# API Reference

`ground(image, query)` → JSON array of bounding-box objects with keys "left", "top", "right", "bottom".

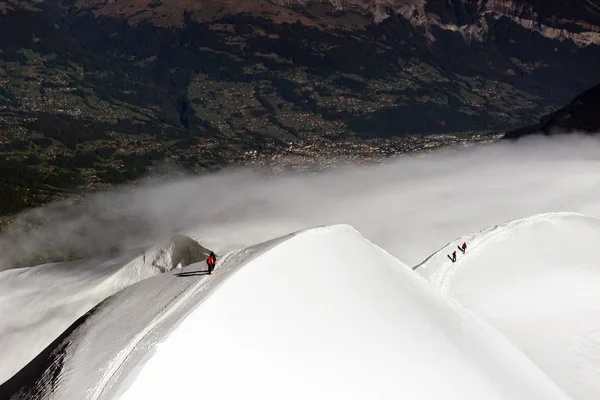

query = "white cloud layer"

[{"left": 2, "top": 133, "right": 600, "bottom": 269}]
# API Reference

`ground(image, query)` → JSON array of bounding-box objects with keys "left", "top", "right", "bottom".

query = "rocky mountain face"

[
  {"left": 505, "top": 83, "right": 600, "bottom": 138},
  {"left": 69, "top": 0, "right": 600, "bottom": 46},
  {"left": 0, "top": 0, "right": 599, "bottom": 214},
  {"left": 300, "top": 0, "right": 600, "bottom": 46},
  {"left": 424, "top": 0, "right": 600, "bottom": 47}
]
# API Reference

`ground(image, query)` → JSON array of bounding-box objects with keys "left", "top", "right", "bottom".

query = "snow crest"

[
  {"left": 118, "top": 224, "right": 566, "bottom": 400},
  {"left": 0, "top": 234, "right": 209, "bottom": 385},
  {"left": 417, "top": 212, "right": 600, "bottom": 399},
  {"left": 2, "top": 224, "right": 568, "bottom": 399}
]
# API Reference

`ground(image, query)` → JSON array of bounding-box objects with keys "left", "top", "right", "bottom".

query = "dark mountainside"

[
  {"left": 1, "top": 0, "right": 600, "bottom": 215},
  {"left": 504, "top": 83, "right": 600, "bottom": 138}
]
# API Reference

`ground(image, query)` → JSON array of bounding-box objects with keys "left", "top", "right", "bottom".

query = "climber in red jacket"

[{"left": 206, "top": 251, "right": 216, "bottom": 275}]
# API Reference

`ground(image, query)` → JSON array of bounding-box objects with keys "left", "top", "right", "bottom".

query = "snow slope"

[
  {"left": 417, "top": 212, "right": 600, "bottom": 400},
  {"left": 3, "top": 224, "right": 568, "bottom": 399},
  {"left": 0, "top": 234, "right": 209, "bottom": 385},
  {"left": 0, "top": 232, "right": 294, "bottom": 399}
]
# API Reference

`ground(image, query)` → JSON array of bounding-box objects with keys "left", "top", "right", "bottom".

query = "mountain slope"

[
  {"left": 72, "top": 0, "right": 600, "bottom": 41},
  {"left": 1, "top": 224, "right": 568, "bottom": 399},
  {"left": 504, "top": 83, "right": 600, "bottom": 138},
  {"left": 1, "top": 0, "right": 600, "bottom": 214},
  {"left": 0, "top": 234, "right": 209, "bottom": 385},
  {"left": 416, "top": 212, "right": 600, "bottom": 399}
]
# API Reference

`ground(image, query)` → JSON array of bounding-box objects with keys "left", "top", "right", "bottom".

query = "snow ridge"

[
  {"left": 3, "top": 218, "right": 596, "bottom": 399},
  {"left": 417, "top": 211, "right": 600, "bottom": 399},
  {"left": 0, "top": 234, "right": 208, "bottom": 386},
  {"left": 88, "top": 252, "right": 229, "bottom": 400},
  {"left": 0, "top": 231, "right": 296, "bottom": 400},
  {"left": 415, "top": 211, "right": 587, "bottom": 291},
  {"left": 119, "top": 224, "right": 566, "bottom": 400}
]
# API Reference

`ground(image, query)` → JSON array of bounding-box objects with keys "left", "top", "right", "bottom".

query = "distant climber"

[
  {"left": 447, "top": 251, "right": 457, "bottom": 263},
  {"left": 206, "top": 251, "right": 216, "bottom": 275},
  {"left": 458, "top": 242, "right": 467, "bottom": 254}
]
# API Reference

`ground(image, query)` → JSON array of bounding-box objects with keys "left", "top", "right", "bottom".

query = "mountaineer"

[
  {"left": 447, "top": 250, "right": 457, "bottom": 263},
  {"left": 206, "top": 251, "right": 217, "bottom": 274}
]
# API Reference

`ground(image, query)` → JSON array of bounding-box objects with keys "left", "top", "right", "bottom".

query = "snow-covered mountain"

[
  {"left": 0, "top": 235, "right": 209, "bottom": 385},
  {"left": 416, "top": 212, "right": 600, "bottom": 399},
  {"left": 2, "top": 213, "right": 600, "bottom": 399},
  {"left": 0, "top": 222, "right": 572, "bottom": 399}
]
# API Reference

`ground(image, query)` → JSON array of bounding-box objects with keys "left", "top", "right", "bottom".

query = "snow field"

[
  {"left": 418, "top": 212, "right": 600, "bottom": 399},
  {"left": 0, "top": 234, "right": 207, "bottom": 385},
  {"left": 120, "top": 225, "right": 566, "bottom": 400}
]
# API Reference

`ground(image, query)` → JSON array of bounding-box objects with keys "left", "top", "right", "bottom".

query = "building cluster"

[{"left": 237, "top": 132, "right": 503, "bottom": 173}]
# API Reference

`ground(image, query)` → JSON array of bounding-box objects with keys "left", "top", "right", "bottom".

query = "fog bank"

[{"left": 2, "top": 134, "right": 600, "bottom": 269}]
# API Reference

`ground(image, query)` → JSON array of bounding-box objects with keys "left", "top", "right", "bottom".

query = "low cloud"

[{"left": 2, "top": 133, "right": 600, "bottom": 270}]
